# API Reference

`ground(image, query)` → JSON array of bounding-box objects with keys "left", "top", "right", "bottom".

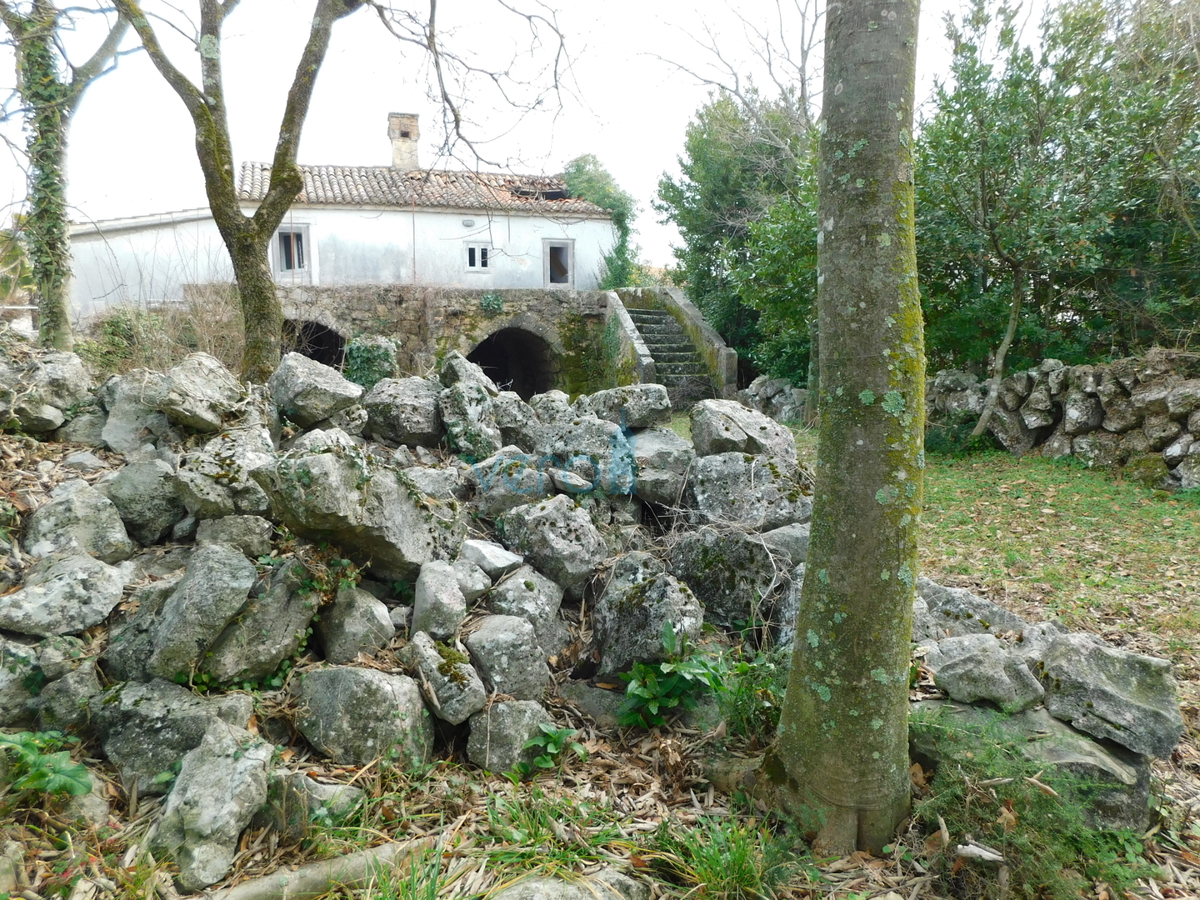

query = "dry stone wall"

[{"left": 927, "top": 349, "right": 1200, "bottom": 489}]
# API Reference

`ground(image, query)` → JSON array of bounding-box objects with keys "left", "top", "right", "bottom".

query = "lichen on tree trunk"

[{"left": 759, "top": 0, "right": 924, "bottom": 857}]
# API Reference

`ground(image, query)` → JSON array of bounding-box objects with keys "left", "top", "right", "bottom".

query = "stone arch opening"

[
  {"left": 468, "top": 328, "right": 557, "bottom": 400},
  {"left": 284, "top": 319, "right": 345, "bottom": 368}
]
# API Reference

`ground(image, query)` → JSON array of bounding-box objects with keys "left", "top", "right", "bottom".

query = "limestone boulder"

[
  {"left": 440, "top": 350, "right": 499, "bottom": 395},
  {"left": 314, "top": 584, "right": 395, "bottom": 664},
  {"left": 0, "top": 552, "right": 125, "bottom": 637},
  {"left": 1144, "top": 413, "right": 1183, "bottom": 450},
  {"left": 0, "top": 637, "right": 40, "bottom": 727},
  {"left": 685, "top": 452, "right": 811, "bottom": 532},
  {"left": 913, "top": 578, "right": 1027, "bottom": 641},
  {"left": 0, "top": 351, "right": 93, "bottom": 434},
  {"left": 251, "top": 449, "right": 466, "bottom": 583},
  {"left": 201, "top": 559, "right": 317, "bottom": 685},
  {"left": 529, "top": 390, "right": 573, "bottom": 428},
  {"left": 160, "top": 353, "right": 243, "bottom": 433},
  {"left": 363, "top": 377, "right": 444, "bottom": 448},
  {"left": 441, "top": 380, "right": 503, "bottom": 460},
  {"left": 498, "top": 495, "right": 607, "bottom": 600},
  {"left": 1130, "top": 378, "right": 1175, "bottom": 416},
  {"left": 924, "top": 634, "right": 1044, "bottom": 712},
  {"left": 986, "top": 405, "right": 1038, "bottom": 454},
  {"left": 460, "top": 539, "right": 524, "bottom": 580},
  {"left": 1163, "top": 434, "right": 1194, "bottom": 468},
  {"left": 268, "top": 352, "right": 362, "bottom": 428},
  {"left": 106, "top": 459, "right": 186, "bottom": 545},
  {"left": 1040, "top": 633, "right": 1184, "bottom": 759},
  {"left": 466, "top": 700, "right": 553, "bottom": 772},
  {"left": 577, "top": 384, "right": 672, "bottom": 428},
  {"left": 97, "top": 369, "right": 175, "bottom": 452},
  {"left": 1019, "top": 384, "right": 1056, "bottom": 430},
  {"left": 592, "top": 552, "right": 703, "bottom": 678},
  {"left": 1072, "top": 431, "right": 1123, "bottom": 468},
  {"left": 536, "top": 415, "right": 627, "bottom": 491},
  {"left": 295, "top": 667, "right": 433, "bottom": 768},
  {"left": 174, "top": 427, "right": 275, "bottom": 520},
  {"left": 1177, "top": 451, "right": 1200, "bottom": 491},
  {"left": 487, "top": 565, "right": 565, "bottom": 653},
  {"left": 144, "top": 543, "right": 257, "bottom": 680},
  {"left": 195, "top": 514, "right": 274, "bottom": 559},
  {"left": 629, "top": 427, "right": 695, "bottom": 507},
  {"left": 36, "top": 664, "right": 102, "bottom": 731},
  {"left": 668, "top": 527, "right": 789, "bottom": 631},
  {"left": 492, "top": 391, "right": 544, "bottom": 452},
  {"left": 90, "top": 680, "right": 253, "bottom": 795},
  {"left": 412, "top": 560, "right": 468, "bottom": 641},
  {"left": 400, "top": 632, "right": 487, "bottom": 725},
  {"left": 453, "top": 559, "right": 491, "bottom": 601},
  {"left": 464, "top": 615, "right": 549, "bottom": 701},
  {"left": 489, "top": 869, "right": 649, "bottom": 900},
  {"left": 469, "top": 448, "right": 553, "bottom": 518},
  {"left": 1062, "top": 390, "right": 1104, "bottom": 435},
  {"left": 911, "top": 701, "right": 1151, "bottom": 832},
  {"left": 690, "top": 400, "right": 797, "bottom": 464},
  {"left": 1167, "top": 379, "right": 1200, "bottom": 418},
  {"left": 23, "top": 480, "right": 135, "bottom": 563},
  {"left": 151, "top": 721, "right": 272, "bottom": 891},
  {"left": 100, "top": 578, "right": 180, "bottom": 682}
]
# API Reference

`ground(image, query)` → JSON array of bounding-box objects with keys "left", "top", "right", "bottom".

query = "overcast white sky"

[{"left": 0, "top": 0, "right": 1044, "bottom": 268}]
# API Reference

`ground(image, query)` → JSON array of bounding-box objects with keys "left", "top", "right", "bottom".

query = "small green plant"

[
  {"left": 480, "top": 292, "right": 504, "bottom": 316},
  {"left": 639, "top": 813, "right": 802, "bottom": 900},
  {"left": 510, "top": 724, "right": 587, "bottom": 779},
  {"left": 617, "top": 622, "right": 723, "bottom": 728},
  {"left": 0, "top": 731, "right": 92, "bottom": 800},
  {"left": 0, "top": 497, "right": 18, "bottom": 545},
  {"left": 369, "top": 839, "right": 443, "bottom": 900},
  {"left": 717, "top": 646, "right": 790, "bottom": 745}
]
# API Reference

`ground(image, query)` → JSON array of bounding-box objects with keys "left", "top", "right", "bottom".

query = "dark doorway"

[
  {"left": 284, "top": 320, "right": 345, "bottom": 368},
  {"left": 467, "top": 328, "right": 556, "bottom": 400}
]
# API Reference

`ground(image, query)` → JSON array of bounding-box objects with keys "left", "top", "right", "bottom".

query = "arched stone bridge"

[{"left": 267, "top": 284, "right": 736, "bottom": 400}]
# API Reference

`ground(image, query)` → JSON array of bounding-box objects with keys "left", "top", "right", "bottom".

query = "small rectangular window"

[
  {"left": 279, "top": 231, "right": 305, "bottom": 271},
  {"left": 543, "top": 239, "right": 573, "bottom": 287},
  {"left": 466, "top": 243, "right": 491, "bottom": 271}
]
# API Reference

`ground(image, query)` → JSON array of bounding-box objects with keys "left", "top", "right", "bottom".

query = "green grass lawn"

[{"left": 789, "top": 424, "right": 1200, "bottom": 704}]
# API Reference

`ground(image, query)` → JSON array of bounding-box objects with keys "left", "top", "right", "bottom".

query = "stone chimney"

[{"left": 388, "top": 112, "right": 420, "bottom": 171}]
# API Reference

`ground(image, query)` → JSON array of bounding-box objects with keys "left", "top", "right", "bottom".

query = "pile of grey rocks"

[
  {"left": 927, "top": 349, "right": 1200, "bottom": 489},
  {"left": 0, "top": 341, "right": 1184, "bottom": 890}
]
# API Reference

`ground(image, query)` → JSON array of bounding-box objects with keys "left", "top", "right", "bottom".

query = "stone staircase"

[{"left": 625, "top": 308, "right": 715, "bottom": 402}]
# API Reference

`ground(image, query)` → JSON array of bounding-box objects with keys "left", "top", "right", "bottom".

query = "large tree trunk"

[
  {"left": 2, "top": 1, "right": 128, "bottom": 353},
  {"left": 228, "top": 234, "right": 283, "bottom": 385},
  {"left": 7, "top": 0, "right": 73, "bottom": 351},
  {"left": 758, "top": 0, "right": 923, "bottom": 857},
  {"left": 970, "top": 263, "right": 1024, "bottom": 437}
]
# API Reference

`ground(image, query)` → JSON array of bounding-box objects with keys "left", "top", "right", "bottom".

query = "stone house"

[{"left": 67, "top": 113, "right": 616, "bottom": 320}]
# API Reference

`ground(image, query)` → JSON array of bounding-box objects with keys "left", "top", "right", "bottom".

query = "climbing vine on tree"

[{"left": 0, "top": 0, "right": 129, "bottom": 351}]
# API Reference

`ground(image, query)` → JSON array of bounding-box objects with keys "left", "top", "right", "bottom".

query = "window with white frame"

[
  {"left": 543, "top": 239, "right": 573, "bottom": 287},
  {"left": 465, "top": 243, "right": 492, "bottom": 272},
  {"left": 273, "top": 226, "right": 312, "bottom": 283}
]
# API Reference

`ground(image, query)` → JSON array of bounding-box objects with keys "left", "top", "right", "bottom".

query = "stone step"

[
  {"left": 641, "top": 341, "right": 695, "bottom": 353},
  {"left": 626, "top": 308, "right": 674, "bottom": 320},
  {"left": 635, "top": 323, "right": 687, "bottom": 337},
  {"left": 652, "top": 351, "right": 702, "bottom": 364},
  {"left": 656, "top": 363, "right": 707, "bottom": 376}
]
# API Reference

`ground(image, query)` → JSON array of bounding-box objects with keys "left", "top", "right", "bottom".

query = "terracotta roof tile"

[{"left": 237, "top": 162, "right": 608, "bottom": 216}]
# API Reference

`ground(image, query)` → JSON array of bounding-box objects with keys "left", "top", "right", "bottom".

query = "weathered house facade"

[{"left": 67, "top": 113, "right": 615, "bottom": 320}]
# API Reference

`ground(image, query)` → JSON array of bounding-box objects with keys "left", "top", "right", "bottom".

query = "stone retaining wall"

[{"left": 928, "top": 348, "right": 1200, "bottom": 489}]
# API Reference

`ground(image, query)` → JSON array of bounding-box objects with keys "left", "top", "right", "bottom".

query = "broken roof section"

[{"left": 236, "top": 163, "right": 608, "bottom": 217}]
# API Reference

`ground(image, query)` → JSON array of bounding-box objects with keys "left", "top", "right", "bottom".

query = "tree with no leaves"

[
  {"left": 112, "top": 0, "right": 568, "bottom": 383},
  {"left": 754, "top": 0, "right": 924, "bottom": 856},
  {"left": 111, "top": 0, "right": 362, "bottom": 383},
  {"left": 1, "top": 0, "right": 129, "bottom": 351}
]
